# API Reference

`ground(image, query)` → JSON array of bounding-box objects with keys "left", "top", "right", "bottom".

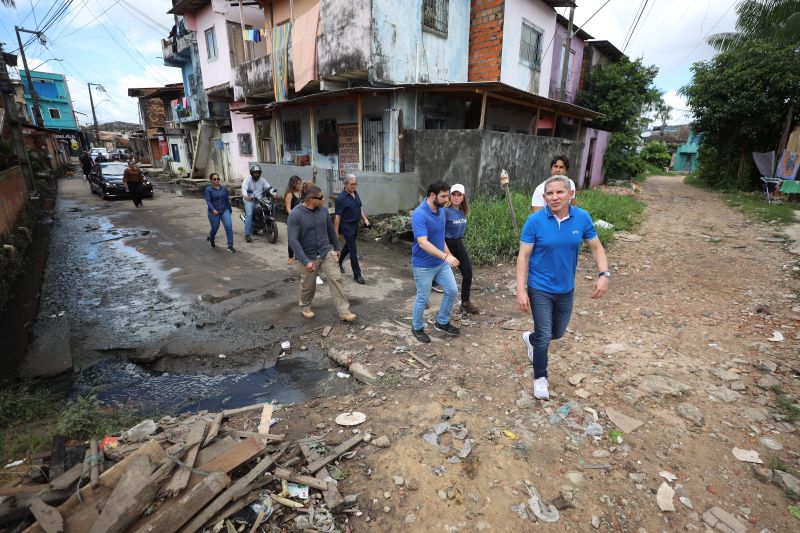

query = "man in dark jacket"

[
  {"left": 334, "top": 173, "right": 370, "bottom": 284},
  {"left": 79, "top": 151, "right": 93, "bottom": 179},
  {"left": 287, "top": 185, "right": 356, "bottom": 322}
]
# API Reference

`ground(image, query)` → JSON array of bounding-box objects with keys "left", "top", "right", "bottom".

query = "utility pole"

[
  {"left": 87, "top": 82, "right": 102, "bottom": 146},
  {"left": 558, "top": 6, "right": 574, "bottom": 103},
  {"left": 15, "top": 26, "right": 44, "bottom": 127},
  {"left": 0, "top": 45, "right": 36, "bottom": 191}
]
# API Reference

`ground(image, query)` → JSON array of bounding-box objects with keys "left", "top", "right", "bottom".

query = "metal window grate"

[
  {"left": 519, "top": 20, "right": 543, "bottom": 68},
  {"left": 422, "top": 0, "right": 449, "bottom": 36}
]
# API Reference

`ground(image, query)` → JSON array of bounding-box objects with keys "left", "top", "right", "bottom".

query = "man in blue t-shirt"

[
  {"left": 410, "top": 180, "right": 461, "bottom": 343},
  {"left": 516, "top": 176, "right": 609, "bottom": 400}
]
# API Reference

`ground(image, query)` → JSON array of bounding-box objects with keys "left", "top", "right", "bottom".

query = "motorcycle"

[{"left": 241, "top": 188, "right": 279, "bottom": 243}]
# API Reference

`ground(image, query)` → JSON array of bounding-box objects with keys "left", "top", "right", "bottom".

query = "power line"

[
  {"left": 677, "top": 1, "right": 737, "bottom": 67},
  {"left": 623, "top": 0, "right": 650, "bottom": 52},
  {"left": 575, "top": 0, "right": 613, "bottom": 31},
  {"left": 50, "top": 0, "right": 91, "bottom": 42},
  {"left": 56, "top": 0, "right": 123, "bottom": 41},
  {"left": 620, "top": 0, "right": 646, "bottom": 51},
  {"left": 627, "top": 0, "right": 656, "bottom": 50},
  {"left": 119, "top": 0, "right": 170, "bottom": 32}
]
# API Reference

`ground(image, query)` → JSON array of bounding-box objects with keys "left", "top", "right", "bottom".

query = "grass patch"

[
  {"left": 773, "top": 391, "right": 800, "bottom": 424},
  {"left": 326, "top": 464, "right": 350, "bottom": 481},
  {"left": 768, "top": 455, "right": 790, "bottom": 471},
  {"left": 0, "top": 384, "right": 58, "bottom": 428},
  {"left": 378, "top": 371, "right": 403, "bottom": 388},
  {"left": 633, "top": 161, "right": 663, "bottom": 183},
  {"left": 464, "top": 190, "right": 645, "bottom": 266},
  {"left": 722, "top": 191, "right": 800, "bottom": 225},
  {"left": 683, "top": 171, "right": 706, "bottom": 188},
  {"left": 57, "top": 395, "right": 139, "bottom": 440}
]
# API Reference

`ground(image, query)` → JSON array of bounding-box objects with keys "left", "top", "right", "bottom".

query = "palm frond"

[{"left": 707, "top": 32, "right": 745, "bottom": 52}]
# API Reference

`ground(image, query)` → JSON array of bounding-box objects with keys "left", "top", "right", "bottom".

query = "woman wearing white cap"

[{"left": 444, "top": 184, "right": 479, "bottom": 314}]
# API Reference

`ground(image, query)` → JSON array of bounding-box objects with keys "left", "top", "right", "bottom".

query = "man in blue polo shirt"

[
  {"left": 516, "top": 175, "right": 609, "bottom": 400},
  {"left": 410, "top": 180, "right": 461, "bottom": 343}
]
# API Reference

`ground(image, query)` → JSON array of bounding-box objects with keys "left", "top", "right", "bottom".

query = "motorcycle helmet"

[{"left": 249, "top": 164, "right": 262, "bottom": 174}]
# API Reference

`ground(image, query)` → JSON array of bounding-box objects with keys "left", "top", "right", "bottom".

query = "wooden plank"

[
  {"left": 48, "top": 436, "right": 66, "bottom": 480},
  {"left": 195, "top": 436, "right": 237, "bottom": 466},
  {"left": 132, "top": 472, "right": 230, "bottom": 533},
  {"left": 551, "top": 112, "right": 558, "bottom": 137},
  {"left": 161, "top": 418, "right": 207, "bottom": 498},
  {"left": 533, "top": 107, "right": 541, "bottom": 135},
  {"left": 24, "top": 441, "right": 166, "bottom": 533},
  {"left": 49, "top": 463, "right": 83, "bottom": 491},
  {"left": 187, "top": 436, "right": 265, "bottom": 488},
  {"left": 0, "top": 489, "right": 72, "bottom": 526},
  {"left": 0, "top": 484, "right": 52, "bottom": 496},
  {"left": 89, "top": 439, "right": 99, "bottom": 488},
  {"left": 178, "top": 454, "right": 276, "bottom": 533},
  {"left": 273, "top": 467, "right": 328, "bottom": 491},
  {"left": 575, "top": 119, "right": 582, "bottom": 141},
  {"left": 407, "top": 351, "right": 432, "bottom": 369},
  {"left": 357, "top": 94, "right": 363, "bottom": 171},
  {"left": 478, "top": 89, "right": 488, "bottom": 130},
  {"left": 221, "top": 402, "right": 270, "bottom": 417},
  {"left": 88, "top": 453, "right": 159, "bottom": 533},
  {"left": 257, "top": 404, "right": 273, "bottom": 435},
  {"left": 298, "top": 442, "right": 345, "bottom": 513},
  {"left": 27, "top": 498, "right": 62, "bottom": 533},
  {"left": 303, "top": 433, "right": 364, "bottom": 474},
  {"left": 203, "top": 412, "right": 223, "bottom": 447},
  {"left": 219, "top": 430, "right": 284, "bottom": 442}
]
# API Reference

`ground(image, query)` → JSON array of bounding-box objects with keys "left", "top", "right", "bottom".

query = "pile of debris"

[{"left": 0, "top": 403, "right": 366, "bottom": 532}]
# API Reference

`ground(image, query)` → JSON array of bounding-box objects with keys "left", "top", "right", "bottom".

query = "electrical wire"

[
  {"left": 676, "top": 1, "right": 737, "bottom": 66},
  {"left": 56, "top": 0, "right": 123, "bottom": 41},
  {"left": 626, "top": 0, "right": 656, "bottom": 51},
  {"left": 623, "top": 0, "right": 650, "bottom": 52},
  {"left": 50, "top": 0, "right": 91, "bottom": 42},
  {"left": 119, "top": 0, "right": 171, "bottom": 32}
]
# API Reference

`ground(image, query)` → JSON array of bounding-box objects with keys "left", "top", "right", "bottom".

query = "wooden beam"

[
  {"left": 187, "top": 436, "right": 266, "bottom": 489},
  {"left": 273, "top": 111, "right": 282, "bottom": 163},
  {"left": 303, "top": 433, "right": 364, "bottom": 474},
  {"left": 87, "top": 453, "right": 160, "bottom": 533},
  {"left": 486, "top": 91, "right": 556, "bottom": 113},
  {"left": 576, "top": 119, "right": 582, "bottom": 141},
  {"left": 160, "top": 418, "right": 207, "bottom": 498},
  {"left": 27, "top": 499, "right": 62, "bottom": 533},
  {"left": 551, "top": 112, "right": 558, "bottom": 137},
  {"left": 478, "top": 90, "right": 488, "bottom": 130},
  {"left": 533, "top": 107, "right": 541, "bottom": 136},
  {"left": 273, "top": 467, "right": 329, "bottom": 491},
  {"left": 357, "top": 94, "right": 363, "bottom": 171},
  {"left": 308, "top": 106, "right": 317, "bottom": 167}
]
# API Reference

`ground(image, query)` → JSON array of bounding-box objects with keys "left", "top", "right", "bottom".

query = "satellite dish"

[{"left": 640, "top": 131, "right": 652, "bottom": 138}]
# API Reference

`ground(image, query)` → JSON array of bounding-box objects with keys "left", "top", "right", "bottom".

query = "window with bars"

[
  {"left": 422, "top": 0, "right": 449, "bottom": 36},
  {"left": 519, "top": 19, "right": 543, "bottom": 69},
  {"left": 283, "top": 120, "right": 301, "bottom": 151}
]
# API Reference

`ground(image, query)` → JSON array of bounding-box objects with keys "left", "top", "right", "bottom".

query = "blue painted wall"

[
  {"left": 19, "top": 71, "right": 78, "bottom": 130},
  {"left": 674, "top": 130, "right": 700, "bottom": 172},
  {"left": 371, "top": 0, "right": 470, "bottom": 84}
]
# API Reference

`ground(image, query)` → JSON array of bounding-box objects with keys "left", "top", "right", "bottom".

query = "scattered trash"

[
  {"left": 335, "top": 411, "right": 366, "bottom": 426},
  {"left": 218, "top": 353, "right": 227, "bottom": 359},
  {"left": 423, "top": 432, "right": 439, "bottom": 446},
  {"left": 679, "top": 496, "right": 693, "bottom": 509},
  {"left": 732, "top": 447, "right": 763, "bottom": 464},
  {"left": 280, "top": 340, "right": 291, "bottom": 351},
  {"left": 336, "top": 371, "right": 351, "bottom": 379},
  {"left": 605, "top": 406, "right": 644, "bottom": 433},
  {"left": 659, "top": 471, "right": 678, "bottom": 483},
  {"left": 585, "top": 423, "right": 604, "bottom": 437},
  {"left": 122, "top": 418, "right": 157, "bottom": 441},
  {"left": 608, "top": 430, "right": 624, "bottom": 444},
  {"left": 768, "top": 331, "right": 784, "bottom": 342},
  {"left": 656, "top": 482, "right": 675, "bottom": 512},
  {"left": 4, "top": 459, "right": 24, "bottom": 468},
  {"left": 502, "top": 430, "right": 518, "bottom": 440},
  {"left": 286, "top": 482, "right": 309, "bottom": 500},
  {"left": 525, "top": 483, "right": 560, "bottom": 523},
  {"left": 594, "top": 219, "right": 614, "bottom": 229},
  {"left": 322, "top": 326, "right": 332, "bottom": 338},
  {"left": 549, "top": 403, "right": 573, "bottom": 425}
]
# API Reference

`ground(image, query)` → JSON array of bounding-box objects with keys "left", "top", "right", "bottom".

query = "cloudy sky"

[{"left": 0, "top": 0, "right": 738, "bottom": 126}]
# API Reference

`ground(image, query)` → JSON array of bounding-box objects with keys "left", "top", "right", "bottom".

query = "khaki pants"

[{"left": 298, "top": 251, "right": 351, "bottom": 316}]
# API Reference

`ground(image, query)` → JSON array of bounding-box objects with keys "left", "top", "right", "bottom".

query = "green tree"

[
  {"left": 576, "top": 58, "right": 660, "bottom": 179},
  {"left": 707, "top": 0, "right": 800, "bottom": 52},
  {"left": 680, "top": 42, "right": 800, "bottom": 189},
  {"left": 640, "top": 140, "right": 671, "bottom": 168}
]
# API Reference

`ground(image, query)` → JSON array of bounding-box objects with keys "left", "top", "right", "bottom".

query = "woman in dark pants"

[
  {"left": 122, "top": 160, "right": 145, "bottom": 207},
  {"left": 284, "top": 175, "right": 302, "bottom": 264},
  {"left": 204, "top": 173, "right": 235, "bottom": 252},
  {"left": 444, "top": 183, "right": 479, "bottom": 314}
]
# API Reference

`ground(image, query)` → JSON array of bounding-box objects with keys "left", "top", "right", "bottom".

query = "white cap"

[{"left": 450, "top": 183, "right": 465, "bottom": 195}]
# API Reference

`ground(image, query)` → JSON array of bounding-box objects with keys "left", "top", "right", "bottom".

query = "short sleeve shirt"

[
  {"left": 531, "top": 177, "right": 576, "bottom": 207},
  {"left": 444, "top": 207, "right": 467, "bottom": 239},
  {"left": 411, "top": 200, "right": 446, "bottom": 268},
  {"left": 520, "top": 205, "right": 598, "bottom": 294},
  {"left": 335, "top": 190, "right": 362, "bottom": 224}
]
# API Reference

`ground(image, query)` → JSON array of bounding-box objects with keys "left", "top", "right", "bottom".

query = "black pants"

[
  {"left": 128, "top": 182, "right": 144, "bottom": 207},
  {"left": 445, "top": 237, "right": 473, "bottom": 302},
  {"left": 339, "top": 223, "right": 361, "bottom": 277}
]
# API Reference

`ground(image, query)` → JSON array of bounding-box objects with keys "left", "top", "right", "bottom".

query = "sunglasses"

[
  {"left": 211, "top": 178, "right": 220, "bottom": 181},
  {"left": 309, "top": 196, "right": 324, "bottom": 200}
]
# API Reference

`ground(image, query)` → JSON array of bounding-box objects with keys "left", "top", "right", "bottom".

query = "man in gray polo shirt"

[{"left": 287, "top": 185, "right": 357, "bottom": 322}]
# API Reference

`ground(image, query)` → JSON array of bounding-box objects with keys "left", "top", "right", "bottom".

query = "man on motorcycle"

[{"left": 241, "top": 164, "right": 277, "bottom": 242}]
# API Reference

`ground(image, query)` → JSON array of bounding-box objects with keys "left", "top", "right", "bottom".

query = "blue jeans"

[
  {"left": 527, "top": 287, "right": 574, "bottom": 378},
  {"left": 243, "top": 199, "right": 254, "bottom": 236},
  {"left": 412, "top": 263, "right": 458, "bottom": 331},
  {"left": 208, "top": 209, "right": 233, "bottom": 247},
  {"left": 339, "top": 224, "right": 361, "bottom": 277}
]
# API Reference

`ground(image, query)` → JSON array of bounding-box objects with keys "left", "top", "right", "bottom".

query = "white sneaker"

[
  {"left": 522, "top": 331, "right": 534, "bottom": 363},
  {"left": 316, "top": 276, "right": 324, "bottom": 285},
  {"left": 533, "top": 377, "right": 549, "bottom": 400}
]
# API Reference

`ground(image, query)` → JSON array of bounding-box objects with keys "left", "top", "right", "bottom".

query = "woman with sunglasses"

[{"left": 204, "top": 173, "right": 235, "bottom": 252}]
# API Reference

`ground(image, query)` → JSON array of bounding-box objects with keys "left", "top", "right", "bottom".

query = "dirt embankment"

[{"left": 276, "top": 175, "right": 800, "bottom": 531}]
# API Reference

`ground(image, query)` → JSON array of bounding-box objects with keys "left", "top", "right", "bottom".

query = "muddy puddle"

[{"left": 55, "top": 350, "right": 352, "bottom": 415}]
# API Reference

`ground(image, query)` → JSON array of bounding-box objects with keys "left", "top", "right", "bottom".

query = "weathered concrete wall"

[
  {"left": 371, "top": 0, "right": 471, "bottom": 84},
  {"left": 501, "top": 0, "right": 556, "bottom": 97},
  {"left": 252, "top": 163, "right": 419, "bottom": 215},
  {"left": 405, "top": 129, "right": 584, "bottom": 197},
  {"left": 0, "top": 166, "right": 28, "bottom": 236},
  {"left": 233, "top": 54, "right": 273, "bottom": 101},
  {"left": 319, "top": 0, "right": 372, "bottom": 78}
]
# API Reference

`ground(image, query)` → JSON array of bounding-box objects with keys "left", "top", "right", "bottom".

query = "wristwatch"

[{"left": 598, "top": 271, "right": 611, "bottom": 278}]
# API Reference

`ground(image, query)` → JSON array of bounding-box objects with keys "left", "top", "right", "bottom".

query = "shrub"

[{"left": 640, "top": 140, "right": 671, "bottom": 168}]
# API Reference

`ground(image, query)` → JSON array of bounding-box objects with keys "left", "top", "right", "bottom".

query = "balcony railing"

[
  {"left": 162, "top": 31, "right": 195, "bottom": 64},
  {"left": 169, "top": 95, "right": 200, "bottom": 124}
]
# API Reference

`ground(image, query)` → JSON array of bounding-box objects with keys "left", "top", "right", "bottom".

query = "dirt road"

[{"left": 284, "top": 175, "right": 800, "bottom": 531}]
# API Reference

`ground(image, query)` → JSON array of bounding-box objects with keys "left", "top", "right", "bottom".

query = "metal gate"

[
  {"left": 325, "top": 154, "right": 342, "bottom": 205},
  {"left": 362, "top": 116, "right": 384, "bottom": 172}
]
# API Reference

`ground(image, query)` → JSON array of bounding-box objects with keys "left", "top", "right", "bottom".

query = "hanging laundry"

[
  {"left": 272, "top": 23, "right": 291, "bottom": 102},
  {"left": 291, "top": 4, "right": 320, "bottom": 91},
  {"left": 253, "top": 29, "right": 261, "bottom": 43}
]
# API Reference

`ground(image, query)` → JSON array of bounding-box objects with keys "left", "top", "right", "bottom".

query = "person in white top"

[
  {"left": 241, "top": 164, "right": 277, "bottom": 242},
  {"left": 531, "top": 156, "right": 578, "bottom": 212}
]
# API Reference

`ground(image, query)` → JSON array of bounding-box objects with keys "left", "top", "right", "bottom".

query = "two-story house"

[{"left": 19, "top": 71, "right": 84, "bottom": 157}]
